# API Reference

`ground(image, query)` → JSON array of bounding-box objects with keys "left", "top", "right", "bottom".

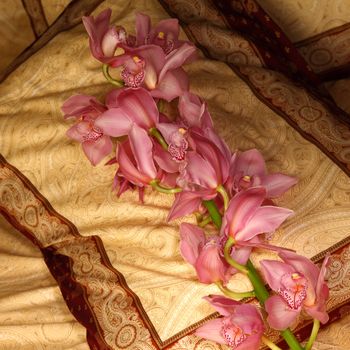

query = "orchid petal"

[
  {"left": 235, "top": 205, "right": 294, "bottom": 241},
  {"left": 128, "top": 125, "right": 157, "bottom": 180},
  {"left": 101, "top": 27, "right": 119, "bottom": 57},
  {"left": 152, "top": 18, "right": 179, "bottom": 43},
  {"left": 136, "top": 13, "right": 151, "bottom": 45},
  {"left": 230, "top": 245, "right": 252, "bottom": 266},
  {"left": 82, "top": 135, "right": 113, "bottom": 166},
  {"left": 151, "top": 68, "right": 189, "bottom": 101},
  {"left": 94, "top": 108, "right": 131, "bottom": 136},
  {"left": 195, "top": 319, "right": 226, "bottom": 345},
  {"left": 153, "top": 143, "right": 179, "bottom": 173},
  {"left": 158, "top": 43, "right": 197, "bottom": 82},
  {"left": 231, "top": 305, "right": 264, "bottom": 329},
  {"left": 191, "top": 132, "right": 229, "bottom": 184},
  {"left": 179, "top": 223, "right": 206, "bottom": 265},
  {"left": 82, "top": 9, "right": 111, "bottom": 61},
  {"left": 261, "top": 173, "right": 298, "bottom": 198},
  {"left": 205, "top": 128, "right": 231, "bottom": 162},
  {"left": 316, "top": 256, "right": 330, "bottom": 298},
  {"left": 167, "top": 191, "right": 202, "bottom": 221},
  {"left": 105, "top": 89, "right": 123, "bottom": 108},
  {"left": 260, "top": 260, "right": 295, "bottom": 291},
  {"left": 203, "top": 295, "right": 240, "bottom": 316},
  {"left": 160, "top": 172, "right": 178, "bottom": 188},
  {"left": 184, "top": 152, "right": 218, "bottom": 189},
  {"left": 178, "top": 92, "right": 203, "bottom": 126},
  {"left": 117, "top": 142, "right": 150, "bottom": 185},
  {"left": 118, "top": 88, "right": 159, "bottom": 129},
  {"left": 225, "top": 187, "right": 266, "bottom": 237},
  {"left": 66, "top": 122, "right": 90, "bottom": 142},
  {"left": 265, "top": 295, "right": 300, "bottom": 330},
  {"left": 62, "top": 94, "right": 105, "bottom": 119},
  {"left": 156, "top": 122, "right": 182, "bottom": 144},
  {"left": 236, "top": 149, "right": 266, "bottom": 177},
  {"left": 305, "top": 300, "right": 329, "bottom": 324},
  {"left": 195, "top": 243, "right": 227, "bottom": 283},
  {"left": 236, "top": 333, "right": 262, "bottom": 350},
  {"left": 279, "top": 251, "right": 319, "bottom": 287},
  {"left": 238, "top": 239, "right": 294, "bottom": 254}
]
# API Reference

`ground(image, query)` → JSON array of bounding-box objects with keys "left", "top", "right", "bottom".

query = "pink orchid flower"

[
  {"left": 196, "top": 295, "right": 264, "bottom": 350},
  {"left": 162, "top": 129, "right": 231, "bottom": 221},
  {"left": 228, "top": 149, "right": 298, "bottom": 198},
  {"left": 95, "top": 88, "right": 159, "bottom": 135},
  {"left": 82, "top": 9, "right": 129, "bottom": 64},
  {"left": 179, "top": 223, "right": 236, "bottom": 284},
  {"left": 177, "top": 132, "right": 230, "bottom": 192},
  {"left": 135, "top": 13, "right": 187, "bottom": 54},
  {"left": 221, "top": 187, "right": 294, "bottom": 248},
  {"left": 260, "top": 251, "right": 330, "bottom": 330},
  {"left": 117, "top": 125, "right": 158, "bottom": 186},
  {"left": 62, "top": 94, "right": 113, "bottom": 165},
  {"left": 109, "top": 43, "right": 196, "bottom": 101}
]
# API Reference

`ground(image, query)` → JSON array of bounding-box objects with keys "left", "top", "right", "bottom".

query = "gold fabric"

[
  {"left": 258, "top": 0, "right": 350, "bottom": 42},
  {"left": 0, "top": 0, "right": 34, "bottom": 72},
  {"left": 41, "top": 0, "right": 71, "bottom": 25},
  {"left": 0, "top": 0, "right": 350, "bottom": 349}
]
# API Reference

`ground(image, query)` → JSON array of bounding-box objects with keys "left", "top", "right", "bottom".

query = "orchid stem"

[
  {"left": 198, "top": 215, "right": 212, "bottom": 227},
  {"left": 102, "top": 64, "right": 124, "bottom": 87},
  {"left": 305, "top": 319, "right": 320, "bottom": 350},
  {"left": 150, "top": 180, "right": 182, "bottom": 194},
  {"left": 280, "top": 329, "right": 304, "bottom": 350},
  {"left": 224, "top": 237, "right": 249, "bottom": 274},
  {"left": 215, "top": 281, "right": 255, "bottom": 300},
  {"left": 202, "top": 200, "right": 222, "bottom": 228},
  {"left": 149, "top": 127, "right": 168, "bottom": 151},
  {"left": 216, "top": 184, "right": 229, "bottom": 211},
  {"left": 261, "top": 335, "right": 283, "bottom": 350},
  {"left": 246, "top": 260, "right": 269, "bottom": 303}
]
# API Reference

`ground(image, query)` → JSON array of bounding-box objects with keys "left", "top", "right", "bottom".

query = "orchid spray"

[{"left": 63, "top": 9, "right": 330, "bottom": 350}]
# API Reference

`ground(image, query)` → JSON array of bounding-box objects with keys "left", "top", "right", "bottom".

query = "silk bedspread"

[{"left": 1, "top": 0, "right": 350, "bottom": 349}]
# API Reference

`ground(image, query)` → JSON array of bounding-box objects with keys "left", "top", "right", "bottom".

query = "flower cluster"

[{"left": 63, "top": 10, "right": 330, "bottom": 350}]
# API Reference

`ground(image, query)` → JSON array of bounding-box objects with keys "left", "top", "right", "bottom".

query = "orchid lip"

[
  {"left": 221, "top": 320, "right": 247, "bottom": 348},
  {"left": 278, "top": 272, "right": 308, "bottom": 310}
]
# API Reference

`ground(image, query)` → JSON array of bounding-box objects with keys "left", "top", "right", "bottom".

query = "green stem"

[
  {"left": 261, "top": 335, "right": 283, "bottom": 350},
  {"left": 150, "top": 180, "right": 182, "bottom": 194},
  {"left": 224, "top": 237, "right": 248, "bottom": 274},
  {"left": 216, "top": 184, "right": 229, "bottom": 211},
  {"left": 102, "top": 64, "right": 124, "bottom": 87},
  {"left": 246, "top": 260, "right": 270, "bottom": 303},
  {"left": 281, "top": 329, "right": 304, "bottom": 350},
  {"left": 305, "top": 319, "right": 320, "bottom": 350},
  {"left": 202, "top": 200, "right": 222, "bottom": 228},
  {"left": 149, "top": 127, "right": 168, "bottom": 151},
  {"left": 215, "top": 281, "right": 255, "bottom": 300},
  {"left": 198, "top": 215, "right": 212, "bottom": 227}
]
